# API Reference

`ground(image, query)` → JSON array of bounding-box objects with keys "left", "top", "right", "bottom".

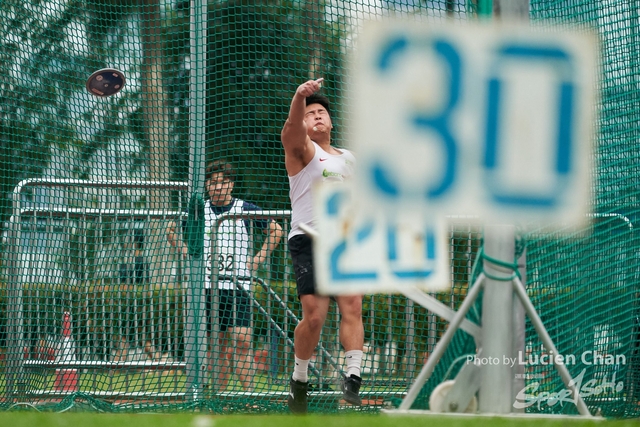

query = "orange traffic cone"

[
  {"left": 54, "top": 311, "right": 78, "bottom": 392},
  {"left": 254, "top": 349, "right": 268, "bottom": 373}
]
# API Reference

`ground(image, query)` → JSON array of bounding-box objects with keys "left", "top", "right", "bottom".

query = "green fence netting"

[{"left": 0, "top": 0, "right": 639, "bottom": 418}]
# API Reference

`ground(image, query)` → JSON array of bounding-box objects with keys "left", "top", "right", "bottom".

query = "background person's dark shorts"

[
  {"left": 288, "top": 234, "right": 317, "bottom": 297},
  {"left": 206, "top": 288, "right": 252, "bottom": 333}
]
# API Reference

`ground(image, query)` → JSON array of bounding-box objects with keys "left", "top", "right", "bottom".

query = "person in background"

[{"left": 167, "top": 160, "right": 283, "bottom": 391}]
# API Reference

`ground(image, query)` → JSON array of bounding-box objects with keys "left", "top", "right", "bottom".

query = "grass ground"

[{"left": 0, "top": 412, "right": 639, "bottom": 427}]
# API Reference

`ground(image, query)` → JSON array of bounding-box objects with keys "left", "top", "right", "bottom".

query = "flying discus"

[{"left": 86, "top": 68, "right": 126, "bottom": 97}]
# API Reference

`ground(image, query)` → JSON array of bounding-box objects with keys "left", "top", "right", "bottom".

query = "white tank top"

[
  {"left": 204, "top": 198, "right": 251, "bottom": 290},
  {"left": 288, "top": 142, "right": 356, "bottom": 239}
]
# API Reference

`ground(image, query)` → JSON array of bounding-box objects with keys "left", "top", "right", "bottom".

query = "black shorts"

[
  {"left": 206, "top": 288, "right": 252, "bottom": 333},
  {"left": 288, "top": 234, "right": 317, "bottom": 298}
]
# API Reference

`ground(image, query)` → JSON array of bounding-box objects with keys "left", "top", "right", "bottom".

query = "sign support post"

[
  {"left": 479, "top": 224, "right": 515, "bottom": 413},
  {"left": 392, "top": 262, "right": 594, "bottom": 416}
]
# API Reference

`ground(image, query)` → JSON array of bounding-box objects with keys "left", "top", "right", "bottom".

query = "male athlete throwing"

[{"left": 281, "top": 79, "right": 364, "bottom": 413}]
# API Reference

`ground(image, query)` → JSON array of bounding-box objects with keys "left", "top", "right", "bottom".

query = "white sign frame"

[
  {"left": 348, "top": 20, "right": 597, "bottom": 225},
  {"left": 314, "top": 183, "right": 450, "bottom": 295}
]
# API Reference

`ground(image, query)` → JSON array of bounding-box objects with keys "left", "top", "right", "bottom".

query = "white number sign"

[
  {"left": 314, "top": 184, "right": 450, "bottom": 294},
  {"left": 349, "top": 20, "right": 597, "bottom": 224}
]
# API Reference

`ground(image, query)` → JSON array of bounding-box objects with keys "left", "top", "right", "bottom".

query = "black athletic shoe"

[
  {"left": 341, "top": 374, "right": 362, "bottom": 406},
  {"left": 288, "top": 377, "right": 309, "bottom": 414}
]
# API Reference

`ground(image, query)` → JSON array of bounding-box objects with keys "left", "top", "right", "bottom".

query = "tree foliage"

[{"left": 205, "top": 0, "right": 344, "bottom": 209}]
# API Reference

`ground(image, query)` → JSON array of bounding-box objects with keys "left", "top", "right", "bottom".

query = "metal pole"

[
  {"left": 185, "top": 0, "right": 208, "bottom": 400},
  {"left": 492, "top": 0, "right": 530, "bottom": 413},
  {"left": 4, "top": 214, "right": 26, "bottom": 403},
  {"left": 479, "top": 224, "right": 514, "bottom": 414},
  {"left": 188, "top": 0, "right": 207, "bottom": 202},
  {"left": 511, "top": 277, "right": 593, "bottom": 417},
  {"left": 493, "top": 0, "right": 529, "bottom": 20},
  {"left": 477, "top": 0, "right": 493, "bottom": 18},
  {"left": 512, "top": 247, "right": 526, "bottom": 412},
  {"left": 399, "top": 274, "right": 486, "bottom": 410}
]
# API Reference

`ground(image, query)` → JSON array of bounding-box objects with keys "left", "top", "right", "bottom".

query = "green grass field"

[{"left": 0, "top": 412, "right": 638, "bottom": 427}]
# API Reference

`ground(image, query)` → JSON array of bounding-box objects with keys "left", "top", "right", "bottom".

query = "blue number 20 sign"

[
  {"left": 314, "top": 183, "right": 450, "bottom": 295},
  {"left": 349, "top": 20, "right": 598, "bottom": 225}
]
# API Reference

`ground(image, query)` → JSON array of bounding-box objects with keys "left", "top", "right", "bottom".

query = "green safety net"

[{"left": 0, "top": 0, "right": 638, "bottom": 418}]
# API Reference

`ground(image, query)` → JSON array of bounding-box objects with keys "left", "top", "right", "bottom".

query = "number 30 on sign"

[{"left": 349, "top": 20, "right": 597, "bottom": 225}]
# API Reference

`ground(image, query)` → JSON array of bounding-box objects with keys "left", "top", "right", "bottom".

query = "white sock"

[
  {"left": 345, "top": 350, "right": 363, "bottom": 378},
  {"left": 292, "top": 356, "right": 309, "bottom": 382}
]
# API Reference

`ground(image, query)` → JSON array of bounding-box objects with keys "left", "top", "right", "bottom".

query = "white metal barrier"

[{"left": 3, "top": 178, "right": 485, "bottom": 406}]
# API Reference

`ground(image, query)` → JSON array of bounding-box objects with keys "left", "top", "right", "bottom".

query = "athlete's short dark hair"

[
  {"left": 305, "top": 93, "right": 330, "bottom": 115},
  {"left": 205, "top": 160, "right": 236, "bottom": 182}
]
